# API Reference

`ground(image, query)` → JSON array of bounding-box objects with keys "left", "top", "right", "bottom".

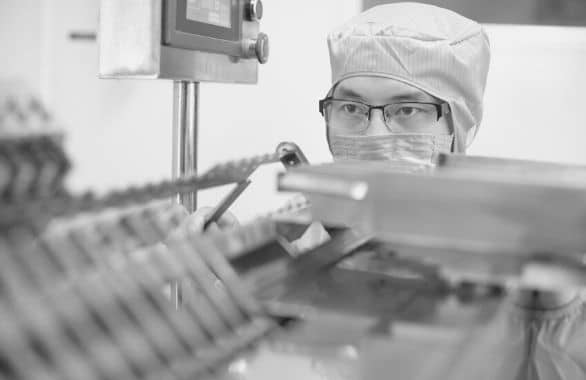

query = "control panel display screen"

[{"left": 186, "top": 0, "right": 232, "bottom": 28}]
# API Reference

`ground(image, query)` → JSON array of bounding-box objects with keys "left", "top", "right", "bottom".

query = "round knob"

[
  {"left": 243, "top": 33, "right": 269, "bottom": 64},
  {"left": 254, "top": 32, "right": 269, "bottom": 64},
  {"left": 246, "top": 0, "right": 263, "bottom": 21}
]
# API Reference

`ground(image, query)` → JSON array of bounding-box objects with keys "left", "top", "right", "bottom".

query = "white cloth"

[{"left": 441, "top": 291, "right": 586, "bottom": 380}]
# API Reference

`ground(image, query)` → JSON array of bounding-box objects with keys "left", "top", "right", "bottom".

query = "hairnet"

[{"left": 327, "top": 2, "right": 491, "bottom": 152}]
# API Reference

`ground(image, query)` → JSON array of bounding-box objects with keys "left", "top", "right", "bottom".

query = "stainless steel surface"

[
  {"left": 99, "top": 0, "right": 259, "bottom": 83},
  {"left": 436, "top": 152, "right": 586, "bottom": 186},
  {"left": 278, "top": 171, "right": 369, "bottom": 201},
  {"left": 98, "top": 0, "right": 162, "bottom": 78},
  {"left": 214, "top": 283, "right": 506, "bottom": 380},
  {"left": 250, "top": 228, "right": 374, "bottom": 304},
  {"left": 172, "top": 81, "right": 199, "bottom": 212},
  {"left": 280, "top": 161, "right": 586, "bottom": 254},
  {"left": 278, "top": 160, "right": 586, "bottom": 289},
  {"left": 158, "top": 45, "right": 258, "bottom": 83}
]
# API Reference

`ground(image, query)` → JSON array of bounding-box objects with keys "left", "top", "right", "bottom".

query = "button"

[
  {"left": 254, "top": 32, "right": 269, "bottom": 64},
  {"left": 246, "top": 0, "right": 263, "bottom": 21},
  {"left": 242, "top": 33, "right": 269, "bottom": 64}
]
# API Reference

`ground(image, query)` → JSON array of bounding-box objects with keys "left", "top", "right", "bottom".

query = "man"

[
  {"left": 190, "top": 3, "right": 585, "bottom": 378},
  {"left": 193, "top": 2, "right": 488, "bottom": 240},
  {"left": 287, "top": 1, "right": 490, "bottom": 251},
  {"left": 322, "top": 2, "right": 488, "bottom": 159},
  {"left": 318, "top": 4, "right": 585, "bottom": 379}
]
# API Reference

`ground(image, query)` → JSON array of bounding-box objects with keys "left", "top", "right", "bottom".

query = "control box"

[{"left": 99, "top": 0, "right": 268, "bottom": 83}]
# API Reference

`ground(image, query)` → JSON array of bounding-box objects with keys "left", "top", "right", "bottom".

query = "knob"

[
  {"left": 246, "top": 0, "right": 263, "bottom": 21},
  {"left": 243, "top": 33, "right": 269, "bottom": 64},
  {"left": 254, "top": 32, "right": 269, "bottom": 64}
]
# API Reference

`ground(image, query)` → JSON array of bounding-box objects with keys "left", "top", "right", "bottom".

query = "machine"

[
  {"left": 0, "top": 1, "right": 584, "bottom": 379},
  {"left": 98, "top": 0, "right": 270, "bottom": 309},
  {"left": 2, "top": 91, "right": 586, "bottom": 378},
  {"left": 99, "top": 0, "right": 269, "bottom": 212}
]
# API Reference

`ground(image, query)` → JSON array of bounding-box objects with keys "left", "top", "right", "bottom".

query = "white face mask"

[{"left": 328, "top": 133, "right": 454, "bottom": 166}]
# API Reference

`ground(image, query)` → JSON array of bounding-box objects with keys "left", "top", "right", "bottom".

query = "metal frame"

[
  {"left": 99, "top": 0, "right": 263, "bottom": 212},
  {"left": 279, "top": 161, "right": 586, "bottom": 257},
  {"left": 99, "top": 0, "right": 258, "bottom": 83}
]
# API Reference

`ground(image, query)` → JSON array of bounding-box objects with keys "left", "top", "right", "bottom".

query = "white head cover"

[{"left": 327, "top": 2, "right": 490, "bottom": 153}]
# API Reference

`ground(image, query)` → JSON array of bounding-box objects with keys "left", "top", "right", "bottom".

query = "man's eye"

[
  {"left": 343, "top": 104, "right": 357, "bottom": 113},
  {"left": 341, "top": 103, "right": 361, "bottom": 114},
  {"left": 396, "top": 106, "right": 419, "bottom": 117}
]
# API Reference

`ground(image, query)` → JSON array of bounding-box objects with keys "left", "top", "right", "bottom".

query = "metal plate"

[
  {"left": 99, "top": 0, "right": 258, "bottom": 83},
  {"left": 214, "top": 285, "right": 506, "bottom": 380},
  {"left": 279, "top": 161, "right": 586, "bottom": 258}
]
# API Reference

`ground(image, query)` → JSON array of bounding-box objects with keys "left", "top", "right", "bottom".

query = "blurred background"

[{"left": 2, "top": 0, "right": 586, "bottom": 220}]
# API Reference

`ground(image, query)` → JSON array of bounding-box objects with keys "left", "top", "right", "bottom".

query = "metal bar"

[
  {"left": 204, "top": 180, "right": 251, "bottom": 230},
  {"left": 172, "top": 81, "right": 199, "bottom": 212},
  {"left": 278, "top": 171, "right": 369, "bottom": 201},
  {"left": 255, "top": 228, "right": 374, "bottom": 304}
]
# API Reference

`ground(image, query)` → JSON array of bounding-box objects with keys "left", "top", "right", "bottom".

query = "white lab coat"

[{"left": 444, "top": 290, "right": 586, "bottom": 380}]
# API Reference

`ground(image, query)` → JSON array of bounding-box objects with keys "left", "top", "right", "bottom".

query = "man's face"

[{"left": 326, "top": 76, "right": 451, "bottom": 137}]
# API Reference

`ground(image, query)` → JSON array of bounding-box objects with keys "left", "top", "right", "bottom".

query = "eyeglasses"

[{"left": 319, "top": 98, "right": 450, "bottom": 134}]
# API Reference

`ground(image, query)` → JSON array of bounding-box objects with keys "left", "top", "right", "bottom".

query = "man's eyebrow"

[
  {"left": 388, "top": 92, "right": 432, "bottom": 102},
  {"left": 335, "top": 87, "right": 364, "bottom": 99},
  {"left": 334, "top": 88, "right": 435, "bottom": 103}
]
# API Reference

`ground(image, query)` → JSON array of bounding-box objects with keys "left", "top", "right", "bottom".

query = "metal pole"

[
  {"left": 172, "top": 81, "right": 199, "bottom": 212},
  {"left": 170, "top": 81, "right": 198, "bottom": 309}
]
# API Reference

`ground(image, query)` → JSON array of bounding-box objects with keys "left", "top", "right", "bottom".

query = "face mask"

[{"left": 328, "top": 133, "right": 454, "bottom": 166}]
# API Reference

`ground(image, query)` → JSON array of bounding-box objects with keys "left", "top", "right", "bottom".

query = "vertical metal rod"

[
  {"left": 172, "top": 81, "right": 199, "bottom": 212},
  {"left": 171, "top": 81, "right": 198, "bottom": 309}
]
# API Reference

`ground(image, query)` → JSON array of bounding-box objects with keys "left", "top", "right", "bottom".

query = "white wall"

[
  {"left": 0, "top": 0, "right": 42, "bottom": 93},
  {"left": 40, "top": 0, "right": 173, "bottom": 194},
  {"left": 469, "top": 24, "right": 586, "bottom": 163}
]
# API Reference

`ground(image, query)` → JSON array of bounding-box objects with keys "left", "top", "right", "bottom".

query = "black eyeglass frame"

[{"left": 318, "top": 97, "right": 451, "bottom": 123}]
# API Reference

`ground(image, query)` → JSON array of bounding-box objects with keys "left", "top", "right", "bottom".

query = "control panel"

[
  {"left": 99, "top": 0, "right": 268, "bottom": 82},
  {"left": 164, "top": 0, "right": 269, "bottom": 63}
]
